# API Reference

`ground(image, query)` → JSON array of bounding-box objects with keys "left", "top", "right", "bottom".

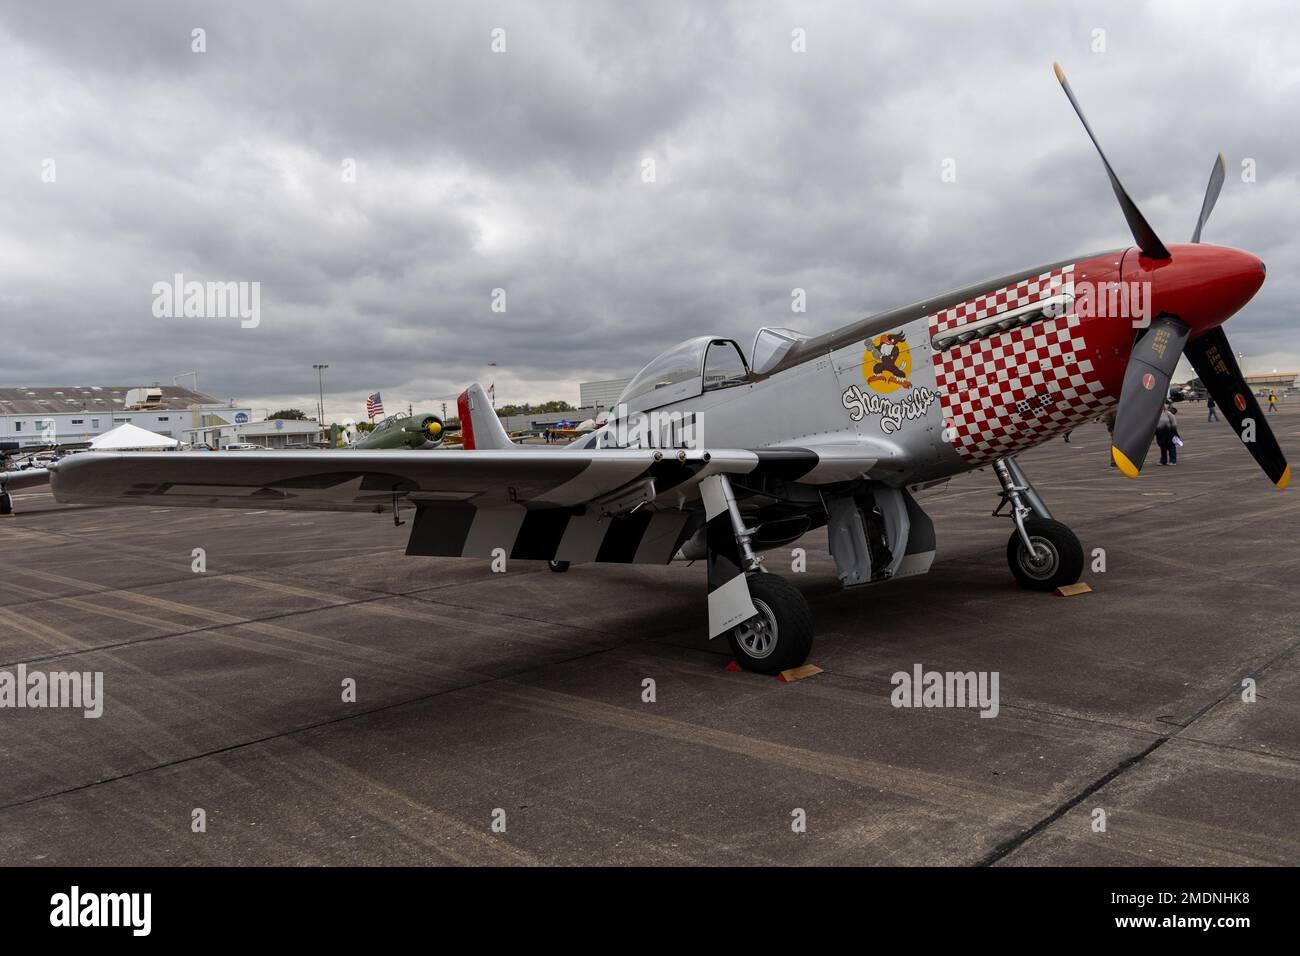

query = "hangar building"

[
  {"left": 1244, "top": 372, "right": 1297, "bottom": 395},
  {"left": 0, "top": 385, "right": 252, "bottom": 449}
]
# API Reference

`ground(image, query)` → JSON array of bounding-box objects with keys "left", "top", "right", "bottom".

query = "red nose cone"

[{"left": 1123, "top": 243, "right": 1265, "bottom": 334}]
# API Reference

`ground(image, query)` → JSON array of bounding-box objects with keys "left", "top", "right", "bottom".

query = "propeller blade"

[
  {"left": 1184, "top": 326, "right": 1290, "bottom": 488},
  {"left": 1053, "top": 62, "right": 1171, "bottom": 260},
  {"left": 1191, "top": 153, "right": 1227, "bottom": 243},
  {"left": 1111, "top": 315, "right": 1191, "bottom": 477}
]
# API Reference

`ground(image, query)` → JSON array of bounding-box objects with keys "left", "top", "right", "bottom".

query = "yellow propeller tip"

[
  {"left": 1053, "top": 61, "right": 1065, "bottom": 82},
  {"left": 1277, "top": 465, "right": 1291, "bottom": 490},
  {"left": 1111, "top": 446, "right": 1141, "bottom": 479}
]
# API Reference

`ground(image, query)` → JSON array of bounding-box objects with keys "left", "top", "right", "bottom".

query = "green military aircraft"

[{"left": 350, "top": 412, "right": 455, "bottom": 450}]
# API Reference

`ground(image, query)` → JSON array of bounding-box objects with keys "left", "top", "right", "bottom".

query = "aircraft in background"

[
  {"left": 541, "top": 419, "right": 599, "bottom": 442},
  {"left": 349, "top": 412, "right": 454, "bottom": 450},
  {"left": 0, "top": 461, "right": 50, "bottom": 516},
  {"left": 0, "top": 440, "right": 79, "bottom": 514},
  {"left": 46, "top": 65, "right": 1287, "bottom": 673}
]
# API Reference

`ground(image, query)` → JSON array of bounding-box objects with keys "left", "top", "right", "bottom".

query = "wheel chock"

[
  {"left": 1054, "top": 582, "right": 1093, "bottom": 597},
  {"left": 777, "top": 664, "right": 823, "bottom": 682},
  {"left": 724, "top": 661, "right": 824, "bottom": 681}
]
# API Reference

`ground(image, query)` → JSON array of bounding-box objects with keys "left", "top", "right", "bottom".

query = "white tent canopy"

[{"left": 89, "top": 422, "right": 179, "bottom": 451}]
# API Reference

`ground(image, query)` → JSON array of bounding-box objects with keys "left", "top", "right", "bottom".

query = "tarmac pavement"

[{"left": 1, "top": 405, "right": 1296, "bottom": 865}]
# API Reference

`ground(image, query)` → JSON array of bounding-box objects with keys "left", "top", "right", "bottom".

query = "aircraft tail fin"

[{"left": 456, "top": 383, "right": 514, "bottom": 450}]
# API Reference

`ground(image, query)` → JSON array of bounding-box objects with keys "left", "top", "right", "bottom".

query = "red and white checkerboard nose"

[{"left": 929, "top": 259, "right": 1122, "bottom": 465}]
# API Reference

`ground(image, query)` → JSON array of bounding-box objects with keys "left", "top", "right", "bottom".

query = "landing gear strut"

[
  {"left": 993, "top": 457, "right": 1084, "bottom": 592},
  {"left": 702, "top": 473, "right": 814, "bottom": 674}
]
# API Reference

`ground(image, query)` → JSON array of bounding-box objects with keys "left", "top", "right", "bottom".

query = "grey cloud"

[{"left": 1, "top": 0, "right": 1298, "bottom": 419}]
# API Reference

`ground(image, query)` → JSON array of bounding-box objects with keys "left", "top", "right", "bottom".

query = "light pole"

[{"left": 313, "top": 364, "right": 329, "bottom": 436}]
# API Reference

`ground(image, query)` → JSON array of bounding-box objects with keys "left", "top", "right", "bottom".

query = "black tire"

[
  {"left": 726, "top": 573, "right": 814, "bottom": 675},
  {"left": 1006, "top": 518, "right": 1084, "bottom": 592},
  {"left": 548, "top": 560, "right": 571, "bottom": 573}
]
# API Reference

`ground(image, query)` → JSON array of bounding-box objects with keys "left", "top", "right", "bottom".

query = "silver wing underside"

[
  {"left": 48, "top": 445, "right": 892, "bottom": 512},
  {"left": 47, "top": 445, "right": 897, "bottom": 565},
  {"left": 49, "top": 449, "right": 749, "bottom": 512}
]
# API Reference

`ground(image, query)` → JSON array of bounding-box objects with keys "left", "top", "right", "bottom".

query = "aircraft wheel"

[
  {"left": 1006, "top": 518, "right": 1083, "bottom": 592},
  {"left": 547, "top": 560, "right": 571, "bottom": 573},
  {"left": 726, "top": 573, "right": 813, "bottom": 675},
  {"left": 0, "top": 492, "right": 12, "bottom": 516}
]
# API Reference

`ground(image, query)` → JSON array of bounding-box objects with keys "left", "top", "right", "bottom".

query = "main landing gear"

[
  {"left": 993, "top": 457, "right": 1084, "bottom": 591},
  {"left": 726, "top": 573, "right": 814, "bottom": 674},
  {"left": 703, "top": 473, "right": 814, "bottom": 675}
]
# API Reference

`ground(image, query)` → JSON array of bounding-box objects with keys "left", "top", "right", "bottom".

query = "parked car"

[{"left": 224, "top": 443, "right": 267, "bottom": 451}]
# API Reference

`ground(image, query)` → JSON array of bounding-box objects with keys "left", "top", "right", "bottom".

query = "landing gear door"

[{"left": 825, "top": 488, "right": 936, "bottom": 587}]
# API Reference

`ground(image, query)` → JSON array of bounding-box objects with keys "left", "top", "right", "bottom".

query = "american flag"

[{"left": 366, "top": 391, "right": 384, "bottom": 419}]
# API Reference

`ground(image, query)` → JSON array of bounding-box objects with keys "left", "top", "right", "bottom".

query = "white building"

[
  {"left": 184, "top": 417, "right": 320, "bottom": 449},
  {"left": 0, "top": 385, "right": 251, "bottom": 449},
  {"left": 579, "top": 378, "right": 631, "bottom": 410}
]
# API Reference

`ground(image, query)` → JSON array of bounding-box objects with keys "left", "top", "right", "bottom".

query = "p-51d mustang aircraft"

[{"left": 47, "top": 65, "right": 1287, "bottom": 673}]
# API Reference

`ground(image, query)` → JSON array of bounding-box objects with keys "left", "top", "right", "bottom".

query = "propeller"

[
  {"left": 1054, "top": 63, "right": 1288, "bottom": 488},
  {"left": 1053, "top": 62, "right": 1169, "bottom": 260},
  {"left": 1182, "top": 151, "right": 1286, "bottom": 486},
  {"left": 402, "top": 415, "right": 446, "bottom": 447},
  {"left": 1109, "top": 315, "right": 1190, "bottom": 476},
  {"left": 1191, "top": 153, "right": 1226, "bottom": 245},
  {"left": 1184, "top": 328, "right": 1290, "bottom": 487}
]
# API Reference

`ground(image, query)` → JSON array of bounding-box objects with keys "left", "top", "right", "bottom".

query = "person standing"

[
  {"left": 1155, "top": 403, "right": 1181, "bottom": 466},
  {"left": 1268, "top": 391, "right": 1278, "bottom": 412},
  {"left": 1207, "top": 396, "right": 1218, "bottom": 422}
]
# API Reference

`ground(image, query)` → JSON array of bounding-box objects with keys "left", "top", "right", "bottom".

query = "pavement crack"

[
  {"left": 975, "top": 737, "right": 1167, "bottom": 866},
  {"left": 977, "top": 625, "right": 1300, "bottom": 866}
]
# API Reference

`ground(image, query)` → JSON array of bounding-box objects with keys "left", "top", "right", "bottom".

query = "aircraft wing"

[
  {"left": 1, "top": 468, "right": 51, "bottom": 492},
  {"left": 49, "top": 445, "right": 894, "bottom": 511},
  {"left": 47, "top": 445, "right": 891, "bottom": 564},
  {"left": 50, "top": 449, "right": 719, "bottom": 511}
]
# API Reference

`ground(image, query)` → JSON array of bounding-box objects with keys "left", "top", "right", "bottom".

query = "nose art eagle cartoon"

[{"left": 867, "top": 331, "right": 907, "bottom": 378}]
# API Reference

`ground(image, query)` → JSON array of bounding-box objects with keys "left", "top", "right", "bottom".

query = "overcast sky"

[{"left": 2, "top": 1, "right": 1297, "bottom": 422}]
